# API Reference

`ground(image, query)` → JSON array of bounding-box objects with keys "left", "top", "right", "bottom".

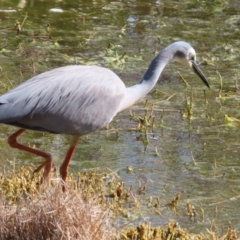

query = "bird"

[{"left": 0, "top": 41, "right": 209, "bottom": 188}]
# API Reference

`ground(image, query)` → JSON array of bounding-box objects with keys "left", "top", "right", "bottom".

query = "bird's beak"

[{"left": 190, "top": 60, "right": 210, "bottom": 88}]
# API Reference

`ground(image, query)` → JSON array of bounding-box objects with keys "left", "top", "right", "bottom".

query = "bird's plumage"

[{"left": 0, "top": 65, "right": 125, "bottom": 135}]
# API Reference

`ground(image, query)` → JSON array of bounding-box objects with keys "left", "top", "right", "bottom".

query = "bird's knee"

[
  {"left": 7, "top": 129, "right": 25, "bottom": 148},
  {"left": 7, "top": 136, "right": 18, "bottom": 148}
]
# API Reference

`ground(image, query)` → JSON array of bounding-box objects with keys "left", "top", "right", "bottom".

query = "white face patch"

[
  {"left": 188, "top": 48, "right": 197, "bottom": 61},
  {"left": 173, "top": 47, "right": 196, "bottom": 68}
]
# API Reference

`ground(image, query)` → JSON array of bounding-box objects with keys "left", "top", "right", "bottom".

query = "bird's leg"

[
  {"left": 59, "top": 136, "right": 80, "bottom": 183},
  {"left": 8, "top": 128, "right": 53, "bottom": 182}
]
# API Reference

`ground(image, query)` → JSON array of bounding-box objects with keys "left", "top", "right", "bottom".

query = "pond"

[{"left": 0, "top": 0, "right": 240, "bottom": 234}]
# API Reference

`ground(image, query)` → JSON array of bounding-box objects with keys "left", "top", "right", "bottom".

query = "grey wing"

[{"left": 0, "top": 65, "right": 126, "bottom": 135}]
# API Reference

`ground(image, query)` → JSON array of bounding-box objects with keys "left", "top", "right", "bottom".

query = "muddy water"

[{"left": 1, "top": 0, "right": 240, "bottom": 233}]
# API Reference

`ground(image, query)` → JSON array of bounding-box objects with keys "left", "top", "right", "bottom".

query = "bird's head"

[{"left": 170, "top": 41, "right": 210, "bottom": 88}]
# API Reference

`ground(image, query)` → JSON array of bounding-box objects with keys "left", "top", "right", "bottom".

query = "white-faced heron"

[{"left": 0, "top": 41, "right": 209, "bottom": 188}]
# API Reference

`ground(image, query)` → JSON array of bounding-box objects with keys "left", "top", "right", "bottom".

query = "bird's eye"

[{"left": 190, "top": 56, "right": 195, "bottom": 61}]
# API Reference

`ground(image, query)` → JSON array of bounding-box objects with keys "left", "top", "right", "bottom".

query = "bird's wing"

[{"left": 0, "top": 65, "right": 126, "bottom": 135}]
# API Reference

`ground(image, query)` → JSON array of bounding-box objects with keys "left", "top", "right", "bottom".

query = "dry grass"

[
  {"left": 0, "top": 166, "right": 238, "bottom": 240},
  {"left": 0, "top": 182, "right": 114, "bottom": 240}
]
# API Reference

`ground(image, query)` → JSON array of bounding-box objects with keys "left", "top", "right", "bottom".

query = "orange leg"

[
  {"left": 8, "top": 128, "right": 53, "bottom": 182},
  {"left": 59, "top": 136, "right": 80, "bottom": 190}
]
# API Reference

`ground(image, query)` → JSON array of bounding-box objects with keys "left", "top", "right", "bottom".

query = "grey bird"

[{"left": 0, "top": 41, "right": 209, "bottom": 187}]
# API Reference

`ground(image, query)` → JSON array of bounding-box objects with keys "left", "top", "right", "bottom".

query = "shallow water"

[{"left": 1, "top": 0, "right": 240, "bottom": 234}]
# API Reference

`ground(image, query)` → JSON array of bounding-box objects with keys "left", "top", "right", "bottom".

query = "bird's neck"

[{"left": 118, "top": 50, "right": 172, "bottom": 112}]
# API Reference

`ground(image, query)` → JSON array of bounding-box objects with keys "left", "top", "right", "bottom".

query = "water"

[{"left": 1, "top": 0, "right": 240, "bottom": 234}]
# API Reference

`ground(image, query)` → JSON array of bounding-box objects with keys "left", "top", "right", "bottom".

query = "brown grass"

[
  {"left": 0, "top": 182, "right": 114, "bottom": 240},
  {"left": 0, "top": 166, "right": 238, "bottom": 240}
]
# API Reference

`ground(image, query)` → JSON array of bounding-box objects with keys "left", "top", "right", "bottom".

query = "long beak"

[{"left": 190, "top": 60, "right": 210, "bottom": 88}]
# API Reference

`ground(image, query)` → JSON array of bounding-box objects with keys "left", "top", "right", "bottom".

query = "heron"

[{"left": 0, "top": 41, "right": 209, "bottom": 187}]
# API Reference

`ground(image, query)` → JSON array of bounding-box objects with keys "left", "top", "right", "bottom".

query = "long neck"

[{"left": 118, "top": 49, "right": 173, "bottom": 112}]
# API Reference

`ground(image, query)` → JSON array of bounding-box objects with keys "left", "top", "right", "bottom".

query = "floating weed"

[
  {"left": 203, "top": 89, "right": 208, "bottom": 104},
  {"left": 234, "top": 71, "right": 239, "bottom": 92},
  {"left": 224, "top": 114, "right": 240, "bottom": 126},
  {"left": 225, "top": 222, "right": 238, "bottom": 240},
  {"left": 177, "top": 71, "right": 190, "bottom": 87},
  {"left": 168, "top": 192, "right": 181, "bottom": 210},
  {"left": 151, "top": 116, "right": 155, "bottom": 133},
  {"left": 150, "top": 89, "right": 168, "bottom": 99},
  {"left": 143, "top": 128, "right": 149, "bottom": 150},
  {"left": 0, "top": 67, "right": 15, "bottom": 92},
  {"left": 126, "top": 166, "right": 133, "bottom": 173},
  {"left": 128, "top": 103, "right": 160, "bottom": 150},
  {"left": 186, "top": 201, "right": 197, "bottom": 220},
  {"left": 213, "top": 157, "right": 217, "bottom": 169},
  {"left": 153, "top": 197, "right": 160, "bottom": 209},
  {"left": 182, "top": 96, "right": 193, "bottom": 119},
  {"left": 137, "top": 180, "right": 147, "bottom": 195},
  {"left": 15, "top": 13, "right": 27, "bottom": 35},
  {"left": 118, "top": 221, "right": 191, "bottom": 240},
  {"left": 159, "top": 109, "right": 164, "bottom": 127},
  {"left": 217, "top": 70, "right": 223, "bottom": 98},
  {"left": 103, "top": 43, "right": 126, "bottom": 68},
  {"left": 0, "top": 74, "right": 13, "bottom": 91},
  {"left": 128, "top": 97, "right": 175, "bottom": 139},
  {"left": 154, "top": 145, "right": 159, "bottom": 156},
  {"left": 116, "top": 181, "right": 125, "bottom": 198},
  {"left": 118, "top": 220, "right": 238, "bottom": 240}
]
